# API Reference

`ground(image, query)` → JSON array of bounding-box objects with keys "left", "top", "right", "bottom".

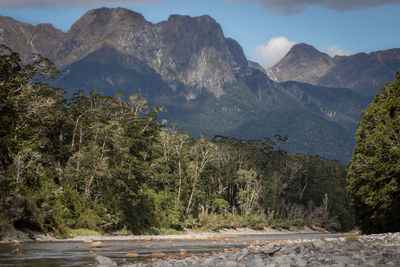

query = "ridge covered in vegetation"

[{"left": 0, "top": 46, "right": 354, "bottom": 237}]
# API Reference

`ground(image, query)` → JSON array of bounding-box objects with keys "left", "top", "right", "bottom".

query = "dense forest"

[
  {"left": 0, "top": 45, "right": 354, "bottom": 237},
  {"left": 347, "top": 73, "right": 400, "bottom": 234}
]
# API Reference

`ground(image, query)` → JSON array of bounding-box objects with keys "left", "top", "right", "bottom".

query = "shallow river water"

[{"left": 0, "top": 233, "right": 342, "bottom": 266}]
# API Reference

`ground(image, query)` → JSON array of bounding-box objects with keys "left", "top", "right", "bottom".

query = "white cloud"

[
  {"left": 326, "top": 45, "right": 353, "bottom": 57},
  {"left": 0, "top": 0, "right": 155, "bottom": 9},
  {"left": 255, "top": 36, "right": 296, "bottom": 68}
]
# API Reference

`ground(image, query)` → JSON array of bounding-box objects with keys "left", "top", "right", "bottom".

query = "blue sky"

[{"left": 0, "top": 0, "right": 399, "bottom": 67}]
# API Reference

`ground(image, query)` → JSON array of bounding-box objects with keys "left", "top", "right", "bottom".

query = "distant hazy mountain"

[
  {"left": 267, "top": 43, "right": 400, "bottom": 99},
  {"left": 1, "top": 7, "right": 391, "bottom": 162}
]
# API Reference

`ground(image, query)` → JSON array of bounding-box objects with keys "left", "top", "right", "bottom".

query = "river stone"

[
  {"left": 178, "top": 249, "right": 188, "bottom": 255},
  {"left": 11, "top": 240, "right": 21, "bottom": 246},
  {"left": 201, "top": 257, "right": 215, "bottom": 265},
  {"left": 294, "top": 257, "right": 307, "bottom": 266},
  {"left": 223, "top": 260, "right": 238, "bottom": 267},
  {"left": 94, "top": 255, "right": 117, "bottom": 267},
  {"left": 58, "top": 232, "right": 400, "bottom": 267},
  {"left": 331, "top": 255, "right": 353, "bottom": 263},
  {"left": 90, "top": 241, "right": 105, "bottom": 248},
  {"left": 150, "top": 260, "right": 173, "bottom": 267},
  {"left": 12, "top": 248, "right": 23, "bottom": 255},
  {"left": 294, "top": 245, "right": 302, "bottom": 254},
  {"left": 126, "top": 252, "right": 140, "bottom": 257},
  {"left": 252, "top": 256, "right": 264, "bottom": 267},
  {"left": 312, "top": 240, "right": 326, "bottom": 248},
  {"left": 150, "top": 251, "right": 166, "bottom": 257}
]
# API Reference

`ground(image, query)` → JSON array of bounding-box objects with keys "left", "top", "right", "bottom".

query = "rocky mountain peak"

[
  {"left": 267, "top": 42, "right": 400, "bottom": 98},
  {"left": 162, "top": 13, "right": 225, "bottom": 50},
  {"left": 288, "top": 43, "right": 327, "bottom": 56},
  {"left": 69, "top": 7, "right": 147, "bottom": 35},
  {"left": 278, "top": 43, "right": 332, "bottom": 66},
  {"left": 267, "top": 43, "right": 334, "bottom": 84},
  {"left": 167, "top": 14, "right": 194, "bottom": 23},
  {"left": 49, "top": 7, "right": 150, "bottom": 68},
  {"left": 149, "top": 13, "right": 241, "bottom": 98},
  {"left": 167, "top": 14, "right": 217, "bottom": 26},
  {"left": 34, "top": 23, "right": 64, "bottom": 36}
]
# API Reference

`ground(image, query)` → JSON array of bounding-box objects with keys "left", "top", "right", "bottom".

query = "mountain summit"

[
  {"left": 61, "top": 8, "right": 251, "bottom": 99},
  {"left": 267, "top": 43, "right": 333, "bottom": 85}
]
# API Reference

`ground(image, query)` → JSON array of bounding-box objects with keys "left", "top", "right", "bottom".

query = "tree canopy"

[{"left": 347, "top": 73, "right": 400, "bottom": 234}]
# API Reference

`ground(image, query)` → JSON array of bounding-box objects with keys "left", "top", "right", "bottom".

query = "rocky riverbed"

[
  {"left": 95, "top": 232, "right": 400, "bottom": 267},
  {"left": 0, "top": 226, "right": 321, "bottom": 243}
]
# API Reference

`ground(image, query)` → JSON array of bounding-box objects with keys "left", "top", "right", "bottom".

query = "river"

[{"left": 0, "top": 233, "right": 342, "bottom": 266}]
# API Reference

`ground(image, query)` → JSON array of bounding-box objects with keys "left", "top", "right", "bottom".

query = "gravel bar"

[{"left": 116, "top": 232, "right": 400, "bottom": 267}]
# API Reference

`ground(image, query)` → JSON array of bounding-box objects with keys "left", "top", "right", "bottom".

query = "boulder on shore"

[{"left": 94, "top": 255, "right": 117, "bottom": 267}]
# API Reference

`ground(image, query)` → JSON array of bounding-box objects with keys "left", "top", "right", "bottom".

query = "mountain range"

[
  {"left": 267, "top": 43, "right": 400, "bottom": 99},
  {"left": 1, "top": 7, "right": 399, "bottom": 162}
]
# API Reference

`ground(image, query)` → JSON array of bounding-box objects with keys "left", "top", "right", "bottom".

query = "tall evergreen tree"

[{"left": 347, "top": 73, "right": 400, "bottom": 233}]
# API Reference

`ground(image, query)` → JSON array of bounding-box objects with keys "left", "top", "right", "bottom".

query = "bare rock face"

[
  {"left": 119, "top": 13, "right": 241, "bottom": 98},
  {"left": 248, "top": 61, "right": 268, "bottom": 76},
  {"left": 0, "top": 16, "right": 65, "bottom": 62},
  {"left": 56, "top": 8, "right": 150, "bottom": 67},
  {"left": 0, "top": 7, "right": 247, "bottom": 99},
  {"left": 267, "top": 43, "right": 334, "bottom": 85}
]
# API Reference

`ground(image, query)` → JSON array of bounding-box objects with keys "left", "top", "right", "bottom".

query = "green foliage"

[
  {"left": 236, "top": 169, "right": 262, "bottom": 216},
  {"left": 345, "top": 235, "right": 359, "bottom": 243},
  {"left": 347, "top": 73, "right": 400, "bottom": 234},
  {"left": 142, "top": 187, "right": 183, "bottom": 230},
  {"left": 195, "top": 213, "right": 268, "bottom": 231},
  {"left": 211, "top": 198, "right": 229, "bottom": 215},
  {"left": 75, "top": 209, "right": 101, "bottom": 230},
  {"left": 0, "top": 48, "right": 354, "bottom": 236}
]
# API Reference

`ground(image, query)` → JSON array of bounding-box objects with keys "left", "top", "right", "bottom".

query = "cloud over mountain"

[
  {"left": 255, "top": 36, "right": 296, "bottom": 68},
  {"left": 242, "top": 0, "right": 400, "bottom": 14}
]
